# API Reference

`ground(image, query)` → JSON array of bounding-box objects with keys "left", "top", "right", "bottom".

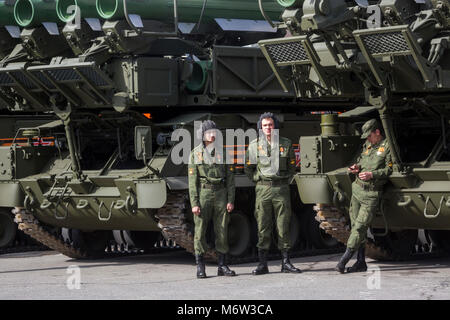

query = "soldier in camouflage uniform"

[
  {"left": 245, "top": 113, "right": 301, "bottom": 275},
  {"left": 188, "top": 120, "right": 236, "bottom": 279},
  {"left": 335, "top": 119, "right": 393, "bottom": 273}
]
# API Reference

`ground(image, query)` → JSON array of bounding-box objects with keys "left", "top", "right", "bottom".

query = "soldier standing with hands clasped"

[
  {"left": 245, "top": 112, "right": 302, "bottom": 275},
  {"left": 335, "top": 119, "right": 393, "bottom": 273},
  {"left": 188, "top": 120, "right": 236, "bottom": 279}
]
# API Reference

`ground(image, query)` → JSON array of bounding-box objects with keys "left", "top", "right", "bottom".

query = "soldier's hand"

[
  {"left": 227, "top": 203, "right": 234, "bottom": 213},
  {"left": 358, "top": 171, "right": 373, "bottom": 181},
  {"left": 348, "top": 164, "right": 360, "bottom": 174},
  {"left": 192, "top": 206, "right": 201, "bottom": 216}
]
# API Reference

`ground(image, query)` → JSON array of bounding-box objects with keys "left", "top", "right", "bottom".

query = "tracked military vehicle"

[
  {"left": 0, "top": 0, "right": 348, "bottom": 260},
  {"left": 260, "top": 0, "right": 450, "bottom": 260}
]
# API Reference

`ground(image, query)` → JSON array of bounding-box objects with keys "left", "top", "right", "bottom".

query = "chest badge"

[
  {"left": 377, "top": 147, "right": 385, "bottom": 156},
  {"left": 258, "top": 145, "right": 266, "bottom": 156}
]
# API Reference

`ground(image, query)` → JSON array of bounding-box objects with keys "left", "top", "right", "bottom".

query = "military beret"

[{"left": 197, "top": 120, "right": 217, "bottom": 140}]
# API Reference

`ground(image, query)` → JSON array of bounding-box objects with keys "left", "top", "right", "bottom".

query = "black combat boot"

[
  {"left": 196, "top": 254, "right": 207, "bottom": 279},
  {"left": 335, "top": 248, "right": 355, "bottom": 274},
  {"left": 346, "top": 246, "right": 367, "bottom": 273},
  {"left": 217, "top": 253, "right": 236, "bottom": 276},
  {"left": 252, "top": 249, "right": 269, "bottom": 275},
  {"left": 281, "top": 251, "right": 302, "bottom": 273}
]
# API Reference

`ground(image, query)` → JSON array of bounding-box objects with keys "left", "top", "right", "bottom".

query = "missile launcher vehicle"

[
  {"left": 0, "top": 0, "right": 349, "bottom": 259},
  {"left": 259, "top": 0, "right": 450, "bottom": 260}
]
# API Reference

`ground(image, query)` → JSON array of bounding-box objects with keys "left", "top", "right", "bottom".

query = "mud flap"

[
  {"left": 135, "top": 179, "right": 167, "bottom": 209},
  {"left": 0, "top": 182, "right": 24, "bottom": 207}
]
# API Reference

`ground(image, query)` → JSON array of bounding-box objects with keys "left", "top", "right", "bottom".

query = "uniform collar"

[{"left": 369, "top": 138, "right": 385, "bottom": 149}]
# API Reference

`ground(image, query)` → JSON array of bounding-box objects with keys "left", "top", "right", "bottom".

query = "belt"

[
  {"left": 355, "top": 179, "right": 383, "bottom": 192},
  {"left": 257, "top": 179, "right": 289, "bottom": 186},
  {"left": 200, "top": 183, "right": 225, "bottom": 190}
]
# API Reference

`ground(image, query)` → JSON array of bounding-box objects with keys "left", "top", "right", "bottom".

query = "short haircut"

[{"left": 257, "top": 112, "right": 280, "bottom": 130}]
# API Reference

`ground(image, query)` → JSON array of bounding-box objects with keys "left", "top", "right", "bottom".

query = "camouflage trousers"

[
  {"left": 193, "top": 187, "right": 230, "bottom": 255},
  {"left": 346, "top": 183, "right": 381, "bottom": 250},
  {"left": 254, "top": 183, "right": 292, "bottom": 251}
]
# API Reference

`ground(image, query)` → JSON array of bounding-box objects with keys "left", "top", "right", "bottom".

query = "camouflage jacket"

[
  {"left": 355, "top": 138, "right": 393, "bottom": 187},
  {"left": 244, "top": 136, "right": 296, "bottom": 182},
  {"left": 188, "top": 144, "right": 235, "bottom": 207}
]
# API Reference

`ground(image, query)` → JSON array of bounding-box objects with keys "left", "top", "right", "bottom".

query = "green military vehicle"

[
  {"left": 0, "top": 0, "right": 347, "bottom": 260},
  {"left": 259, "top": 0, "right": 450, "bottom": 259},
  {"left": 0, "top": 114, "right": 63, "bottom": 253}
]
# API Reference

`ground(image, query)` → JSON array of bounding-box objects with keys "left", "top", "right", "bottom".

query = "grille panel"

[
  {"left": 29, "top": 71, "right": 56, "bottom": 90},
  {"left": 265, "top": 41, "right": 309, "bottom": 64},
  {"left": 48, "top": 69, "right": 81, "bottom": 82},
  {"left": 10, "top": 71, "right": 36, "bottom": 89},
  {"left": 361, "top": 32, "right": 410, "bottom": 55},
  {"left": 0, "top": 73, "right": 13, "bottom": 86},
  {"left": 78, "top": 67, "right": 109, "bottom": 87}
]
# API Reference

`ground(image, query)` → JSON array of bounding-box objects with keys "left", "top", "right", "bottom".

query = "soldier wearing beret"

[{"left": 188, "top": 120, "right": 236, "bottom": 278}]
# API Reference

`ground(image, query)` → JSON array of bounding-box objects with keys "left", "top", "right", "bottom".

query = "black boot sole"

[
  {"left": 346, "top": 265, "right": 368, "bottom": 273},
  {"left": 281, "top": 268, "right": 302, "bottom": 273},
  {"left": 218, "top": 272, "right": 236, "bottom": 276},
  {"left": 335, "top": 266, "right": 346, "bottom": 274},
  {"left": 252, "top": 268, "right": 269, "bottom": 275}
]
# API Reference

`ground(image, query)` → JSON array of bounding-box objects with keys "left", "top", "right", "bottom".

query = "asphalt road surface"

[{"left": 0, "top": 250, "right": 449, "bottom": 300}]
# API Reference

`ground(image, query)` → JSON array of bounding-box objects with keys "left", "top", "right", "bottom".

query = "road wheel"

[
  {"left": 122, "top": 231, "right": 160, "bottom": 251},
  {"left": 228, "top": 212, "right": 251, "bottom": 257},
  {"left": 428, "top": 230, "right": 450, "bottom": 253},
  {"left": 62, "top": 228, "right": 109, "bottom": 257},
  {"left": 0, "top": 209, "right": 16, "bottom": 248},
  {"left": 305, "top": 210, "right": 339, "bottom": 249},
  {"left": 373, "top": 229, "right": 418, "bottom": 261}
]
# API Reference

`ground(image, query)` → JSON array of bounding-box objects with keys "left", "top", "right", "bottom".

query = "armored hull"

[
  {"left": 0, "top": 0, "right": 347, "bottom": 259},
  {"left": 260, "top": 0, "right": 450, "bottom": 259}
]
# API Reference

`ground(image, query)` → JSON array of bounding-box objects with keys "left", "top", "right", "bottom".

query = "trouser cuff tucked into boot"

[
  {"left": 281, "top": 251, "right": 302, "bottom": 273},
  {"left": 335, "top": 248, "right": 355, "bottom": 274},
  {"left": 346, "top": 246, "right": 367, "bottom": 273},
  {"left": 252, "top": 249, "right": 269, "bottom": 275},
  {"left": 217, "top": 253, "right": 236, "bottom": 276},
  {"left": 195, "top": 254, "right": 207, "bottom": 279}
]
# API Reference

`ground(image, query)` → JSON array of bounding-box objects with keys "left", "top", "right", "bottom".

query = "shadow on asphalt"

[
  {"left": 1, "top": 250, "right": 449, "bottom": 275},
  {"left": 0, "top": 250, "right": 196, "bottom": 274},
  {"left": 368, "top": 257, "right": 450, "bottom": 273}
]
